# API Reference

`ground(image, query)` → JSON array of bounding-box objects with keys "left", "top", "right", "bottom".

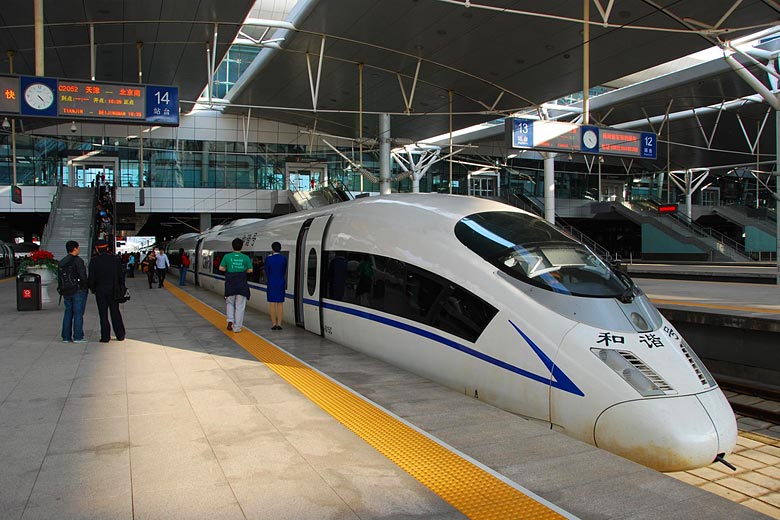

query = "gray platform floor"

[
  {"left": 0, "top": 274, "right": 771, "bottom": 520},
  {"left": 635, "top": 277, "right": 780, "bottom": 321}
]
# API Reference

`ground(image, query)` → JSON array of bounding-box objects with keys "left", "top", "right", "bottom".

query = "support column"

[
  {"left": 34, "top": 0, "right": 44, "bottom": 76},
  {"left": 543, "top": 153, "right": 556, "bottom": 224},
  {"left": 200, "top": 213, "right": 212, "bottom": 232},
  {"left": 379, "top": 113, "right": 391, "bottom": 195},
  {"left": 685, "top": 172, "right": 693, "bottom": 220},
  {"left": 776, "top": 111, "right": 779, "bottom": 285},
  {"left": 201, "top": 141, "right": 211, "bottom": 187}
]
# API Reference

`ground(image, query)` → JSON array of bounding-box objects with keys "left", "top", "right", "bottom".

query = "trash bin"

[{"left": 17, "top": 272, "right": 42, "bottom": 311}]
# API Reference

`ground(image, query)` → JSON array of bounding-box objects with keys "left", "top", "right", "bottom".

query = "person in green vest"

[{"left": 219, "top": 238, "right": 253, "bottom": 333}]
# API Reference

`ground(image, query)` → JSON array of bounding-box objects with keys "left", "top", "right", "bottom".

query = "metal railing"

[
  {"left": 40, "top": 182, "right": 64, "bottom": 252},
  {"left": 671, "top": 211, "right": 749, "bottom": 257}
]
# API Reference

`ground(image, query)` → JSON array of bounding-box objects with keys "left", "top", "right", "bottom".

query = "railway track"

[{"left": 719, "top": 378, "right": 780, "bottom": 425}]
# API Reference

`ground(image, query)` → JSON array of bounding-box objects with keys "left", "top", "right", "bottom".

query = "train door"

[
  {"left": 194, "top": 238, "right": 203, "bottom": 286},
  {"left": 294, "top": 215, "right": 331, "bottom": 335}
]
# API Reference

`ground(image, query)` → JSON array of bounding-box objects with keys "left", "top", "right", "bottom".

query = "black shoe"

[
  {"left": 99, "top": 339, "right": 110, "bottom": 343},
  {"left": 115, "top": 337, "right": 125, "bottom": 341}
]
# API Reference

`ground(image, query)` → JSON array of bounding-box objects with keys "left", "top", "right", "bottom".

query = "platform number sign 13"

[
  {"left": 511, "top": 118, "right": 534, "bottom": 148},
  {"left": 145, "top": 85, "right": 179, "bottom": 125}
]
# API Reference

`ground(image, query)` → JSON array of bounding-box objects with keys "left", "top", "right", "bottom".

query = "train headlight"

[{"left": 591, "top": 348, "right": 672, "bottom": 397}]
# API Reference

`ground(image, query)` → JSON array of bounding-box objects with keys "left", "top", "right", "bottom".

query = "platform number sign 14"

[{"left": 145, "top": 86, "right": 179, "bottom": 125}]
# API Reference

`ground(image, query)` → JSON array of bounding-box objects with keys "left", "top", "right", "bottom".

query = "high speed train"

[{"left": 167, "top": 194, "right": 736, "bottom": 472}]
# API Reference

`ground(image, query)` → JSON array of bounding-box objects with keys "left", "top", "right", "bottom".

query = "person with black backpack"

[{"left": 59, "top": 240, "right": 89, "bottom": 343}]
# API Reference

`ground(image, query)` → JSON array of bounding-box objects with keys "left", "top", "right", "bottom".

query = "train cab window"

[{"left": 455, "top": 211, "right": 630, "bottom": 298}]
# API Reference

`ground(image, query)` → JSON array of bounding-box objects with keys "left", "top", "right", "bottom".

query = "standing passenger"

[
  {"left": 264, "top": 241, "right": 287, "bottom": 330},
  {"left": 155, "top": 248, "right": 170, "bottom": 288},
  {"left": 219, "top": 238, "right": 252, "bottom": 333},
  {"left": 58, "top": 240, "right": 89, "bottom": 343},
  {"left": 178, "top": 248, "right": 190, "bottom": 286},
  {"left": 88, "top": 240, "right": 126, "bottom": 343},
  {"left": 142, "top": 250, "right": 156, "bottom": 288}
]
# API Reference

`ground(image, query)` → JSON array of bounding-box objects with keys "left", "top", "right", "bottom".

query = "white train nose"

[{"left": 593, "top": 388, "right": 737, "bottom": 472}]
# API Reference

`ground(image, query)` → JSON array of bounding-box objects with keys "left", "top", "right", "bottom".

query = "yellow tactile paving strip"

[
  {"left": 670, "top": 432, "right": 780, "bottom": 518},
  {"left": 165, "top": 284, "right": 566, "bottom": 520}
]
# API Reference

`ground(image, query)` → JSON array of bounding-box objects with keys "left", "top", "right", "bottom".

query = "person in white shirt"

[{"left": 154, "top": 249, "right": 171, "bottom": 288}]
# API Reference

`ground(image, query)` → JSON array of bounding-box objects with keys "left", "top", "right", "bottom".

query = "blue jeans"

[
  {"left": 179, "top": 266, "right": 187, "bottom": 285},
  {"left": 62, "top": 289, "right": 88, "bottom": 341}
]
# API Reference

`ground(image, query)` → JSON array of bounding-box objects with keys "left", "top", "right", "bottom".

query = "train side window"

[
  {"left": 325, "top": 252, "right": 349, "bottom": 301},
  {"left": 307, "top": 248, "right": 318, "bottom": 296},
  {"left": 324, "top": 250, "right": 494, "bottom": 342},
  {"left": 402, "top": 268, "right": 444, "bottom": 322},
  {"left": 213, "top": 252, "right": 228, "bottom": 274},
  {"left": 430, "top": 286, "right": 498, "bottom": 343}
]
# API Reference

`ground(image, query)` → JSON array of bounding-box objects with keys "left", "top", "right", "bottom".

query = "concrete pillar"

[
  {"left": 379, "top": 114, "right": 391, "bottom": 195},
  {"left": 200, "top": 213, "right": 211, "bottom": 232},
  {"left": 543, "top": 153, "right": 556, "bottom": 224},
  {"left": 34, "top": 0, "right": 44, "bottom": 76}
]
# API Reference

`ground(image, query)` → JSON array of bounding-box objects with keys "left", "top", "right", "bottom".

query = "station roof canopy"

[{"left": 224, "top": 0, "right": 780, "bottom": 147}]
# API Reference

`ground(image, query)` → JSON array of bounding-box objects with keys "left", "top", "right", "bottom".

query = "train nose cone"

[{"left": 594, "top": 388, "right": 737, "bottom": 472}]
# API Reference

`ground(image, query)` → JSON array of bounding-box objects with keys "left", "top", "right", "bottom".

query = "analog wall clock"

[{"left": 24, "top": 82, "right": 55, "bottom": 110}]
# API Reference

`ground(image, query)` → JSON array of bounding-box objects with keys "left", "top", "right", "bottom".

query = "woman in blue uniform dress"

[{"left": 264, "top": 241, "right": 287, "bottom": 330}]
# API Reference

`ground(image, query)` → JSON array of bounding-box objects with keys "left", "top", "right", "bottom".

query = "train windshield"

[{"left": 455, "top": 211, "right": 629, "bottom": 297}]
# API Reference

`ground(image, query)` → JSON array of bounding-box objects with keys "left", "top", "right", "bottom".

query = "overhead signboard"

[
  {"left": 507, "top": 118, "right": 656, "bottom": 159},
  {"left": 0, "top": 75, "right": 179, "bottom": 126},
  {"left": 58, "top": 80, "right": 145, "bottom": 120}
]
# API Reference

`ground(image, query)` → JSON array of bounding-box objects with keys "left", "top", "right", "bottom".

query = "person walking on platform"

[
  {"left": 88, "top": 240, "right": 126, "bottom": 343},
  {"left": 126, "top": 252, "right": 135, "bottom": 278},
  {"left": 155, "top": 248, "right": 170, "bottom": 288},
  {"left": 178, "top": 248, "right": 190, "bottom": 286},
  {"left": 264, "top": 241, "right": 287, "bottom": 330},
  {"left": 142, "top": 250, "right": 156, "bottom": 288},
  {"left": 58, "top": 240, "right": 88, "bottom": 343},
  {"left": 219, "top": 238, "right": 252, "bottom": 333}
]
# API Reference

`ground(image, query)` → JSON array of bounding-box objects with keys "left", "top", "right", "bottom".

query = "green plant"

[{"left": 18, "top": 249, "right": 58, "bottom": 274}]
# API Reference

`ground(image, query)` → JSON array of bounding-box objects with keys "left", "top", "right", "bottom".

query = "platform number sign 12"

[{"left": 641, "top": 132, "right": 657, "bottom": 159}]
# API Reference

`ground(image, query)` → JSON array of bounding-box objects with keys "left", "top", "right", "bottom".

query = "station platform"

[
  {"left": 0, "top": 274, "right": 775, "bottom": 520},
  {"left": 635, "top": 277, "right": 780, "bottom": 323}
]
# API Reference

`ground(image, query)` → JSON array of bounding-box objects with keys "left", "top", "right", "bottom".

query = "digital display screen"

[
  {"left": 57, "top": 80, "right": 145, "bottom": 120},
  {"left": 535, "top": 123, "right": 579, "bottom": 152},
  {"left": 599, "top": 130, "right": 642, "bottom": 156},
  {"left": 0, "top": 76, "right": 20, "bottom": 114}
]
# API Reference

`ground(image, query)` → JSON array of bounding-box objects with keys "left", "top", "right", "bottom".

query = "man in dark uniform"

[{"left": 88, "top": 239, "right": 126, "bottom": 343}]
